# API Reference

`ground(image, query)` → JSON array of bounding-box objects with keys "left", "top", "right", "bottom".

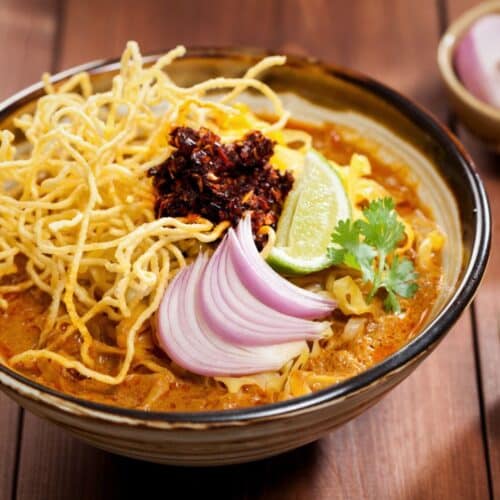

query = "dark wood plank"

[
  {"left": 445, "top": 1, "right": 500, "bottom": 496},
  {"left": 458, "top": 133, "right": 500, "bottom": 499},
  {"left": 57, "top": 0, "right": 283, "bottom": 69},
  {"left": 0, "top": 0, "right": 59, "bottom": 97},
  {"left": 14, "top": 1, "right": 490, "bottom": 499},
  {"left": 0, "top": 395, "right": 20, "bottom": 500},
  {"left": 0, "top": 0, "right": 58, "bottom": 498},
  {"left": 281, "top": 0, "right": 451, "bottom": 117}
]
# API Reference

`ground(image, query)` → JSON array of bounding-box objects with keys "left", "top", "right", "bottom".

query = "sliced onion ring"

[
  {"left": 156, "top": 215, "right": 336, "bottom": 376},
  {"left": 156, "top": 253, "right": 307, "bottom": 376},
  {"left": 234, "top": 215, "right": 336, "bottom": 318},
  {"left": 454, "top": 15, "right": 500, "bottom": 108},
  {"left": 198, "top": 230, "right": 329, "bottom": 346}
]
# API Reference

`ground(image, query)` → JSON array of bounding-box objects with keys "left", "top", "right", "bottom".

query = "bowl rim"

[
  {"left": 0, "top": 48, "right": 491, "bottom": 425},
  {"left": 437, "top": 0, "right": 500, "bottom": 121}
]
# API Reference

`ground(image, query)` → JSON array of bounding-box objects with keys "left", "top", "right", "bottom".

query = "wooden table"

[{"left": 0, "top": 1, "right": 497, "bottom": 498}]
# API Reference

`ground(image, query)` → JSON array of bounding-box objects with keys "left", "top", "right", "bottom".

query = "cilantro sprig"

[{"left": 328, "top": 198, "right": 418, "bottom": 313}]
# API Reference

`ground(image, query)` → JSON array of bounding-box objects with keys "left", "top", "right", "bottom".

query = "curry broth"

[{"left": 0, "top": 122, "right": 442, "bottom": 411}]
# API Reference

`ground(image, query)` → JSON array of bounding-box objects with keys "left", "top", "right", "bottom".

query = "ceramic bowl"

[
  {"left": 437, "top": 1, "right": 500, "bottom": 149},
  {"left": 0, "top": 49, "right": 491, "bottom": 465}
]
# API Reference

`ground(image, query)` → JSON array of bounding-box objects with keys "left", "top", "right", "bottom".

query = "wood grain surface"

[
  {"left": 458, "top": 129, "right": 500, "bottom": 500},
  {"left": 0, "top": 1, "right": 495, "bottom": 499},
  {"left": 446, "top": 1, "right": 499, "bottom": 497},
  {"left": 0, "top": 1, "right": 57, "bottom": 498}
]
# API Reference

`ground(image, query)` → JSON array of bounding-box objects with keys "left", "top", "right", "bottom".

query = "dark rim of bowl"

[{"left": 0, "top": 48, "right": 491, "bottom": 424}]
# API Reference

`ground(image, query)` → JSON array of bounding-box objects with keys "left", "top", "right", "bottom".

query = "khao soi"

[{"left": 0, "top": 42, "right": 445, "bottom": 411}]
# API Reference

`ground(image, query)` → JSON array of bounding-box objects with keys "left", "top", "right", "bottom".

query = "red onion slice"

[
  {"left": 454, "top": 15, "right": 500, "bottom": 108},
  {"left": 234, "top": 215, "right": 336, "bottom": 318},
  {"left": 156, "top": 215, "right": 336, "bottom": 376},
  {"left": 197, "top": 231, "right": 329, "bottom": 346},
  {"left": 156, "top": 253, "right": 307, "bottom": 376}
]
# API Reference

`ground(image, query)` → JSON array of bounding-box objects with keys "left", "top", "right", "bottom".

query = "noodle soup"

[{"left": 0, "top": 43, "right": 444, "bottom": 412}]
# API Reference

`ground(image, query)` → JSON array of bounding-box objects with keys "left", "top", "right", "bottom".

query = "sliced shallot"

[
  {"left": 156, "top": 253, "right": 307, "bottom": 376},
  {"left": 198, "top": 230, "right": 330, "bottom": 346},
  {"left": 234, "top": 215, "right": 336, "bottom": 318},
  {"left": 156, "top": 216, "right": 336, "bottom": 376},
  {"left": 454, "top": 15, "right": 500, "bottom": 108}
]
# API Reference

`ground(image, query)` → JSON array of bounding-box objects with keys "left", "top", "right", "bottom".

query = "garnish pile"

[
  {"left": 328, "top": 198, "right": 419, "bottom": 313},
  {"left": 148, "top": 127, "right": 294, "bottom": 247}
]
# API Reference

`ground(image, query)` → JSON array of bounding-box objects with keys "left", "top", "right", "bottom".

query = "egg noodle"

[{"left": 0, "top": 42, "right": 443, "bottom": 402}]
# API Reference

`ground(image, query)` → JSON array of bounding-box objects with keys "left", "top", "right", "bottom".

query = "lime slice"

[{"left": 267, "top": 149, "right": 351, "bottom": 275}]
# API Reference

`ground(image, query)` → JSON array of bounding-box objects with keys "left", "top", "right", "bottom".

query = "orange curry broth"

[{"left": 0, "top": 121, "right": 442, "bottom": 411}]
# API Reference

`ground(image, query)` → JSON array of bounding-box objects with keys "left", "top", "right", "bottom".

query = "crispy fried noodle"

[{"left": 0, "top": 42, "right": 297, "bottom": 385}]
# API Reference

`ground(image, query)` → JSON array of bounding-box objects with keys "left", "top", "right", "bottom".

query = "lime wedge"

[{"left": 267, "top": 149, "right": 351, "bottom": 275}]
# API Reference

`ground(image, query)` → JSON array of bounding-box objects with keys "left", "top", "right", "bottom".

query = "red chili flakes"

[{"left": 148, "top": 127, "right": 294, "bottom": 247}]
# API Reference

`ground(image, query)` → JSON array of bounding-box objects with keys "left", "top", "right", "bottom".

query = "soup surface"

[{"left": 0, "top": 120, "right": 442, "bottom": 411}]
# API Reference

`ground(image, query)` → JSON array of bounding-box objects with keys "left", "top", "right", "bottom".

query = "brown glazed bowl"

[{"left": 0, "top": 49, "right": 491, "bottom": 465}]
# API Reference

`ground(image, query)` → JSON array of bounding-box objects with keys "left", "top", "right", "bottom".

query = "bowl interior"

[{"left": 0, "top": 50, "right": 490, "bottom": 422}]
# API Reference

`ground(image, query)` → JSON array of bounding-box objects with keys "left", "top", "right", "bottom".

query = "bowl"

[
  {"left": 0, "top": 49, "right": 491, "bottom": 465},
  {"left": 437, "top": 1, "right": 500, "bottom": 149}
]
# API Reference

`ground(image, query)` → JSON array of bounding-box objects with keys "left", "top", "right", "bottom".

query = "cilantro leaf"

[
  {"left": 383, "top": 288, "right": 400, "bottom": 314},
  {"left": 327, "top": 197, "right": 419, "bottom": 314},
  {"left": 328, "top": 219, "right": 376, "bottom": 282},
  {"left": 358, "top": 198, "right": 405, "bottom": 259},
  {"left": 386, "top": 256, "right": 419, "bottom": 299}
]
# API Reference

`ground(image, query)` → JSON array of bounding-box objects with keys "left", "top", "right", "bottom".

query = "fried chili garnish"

[{"left": 148, "top": 127, "right": 294, "bottom": 247}]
